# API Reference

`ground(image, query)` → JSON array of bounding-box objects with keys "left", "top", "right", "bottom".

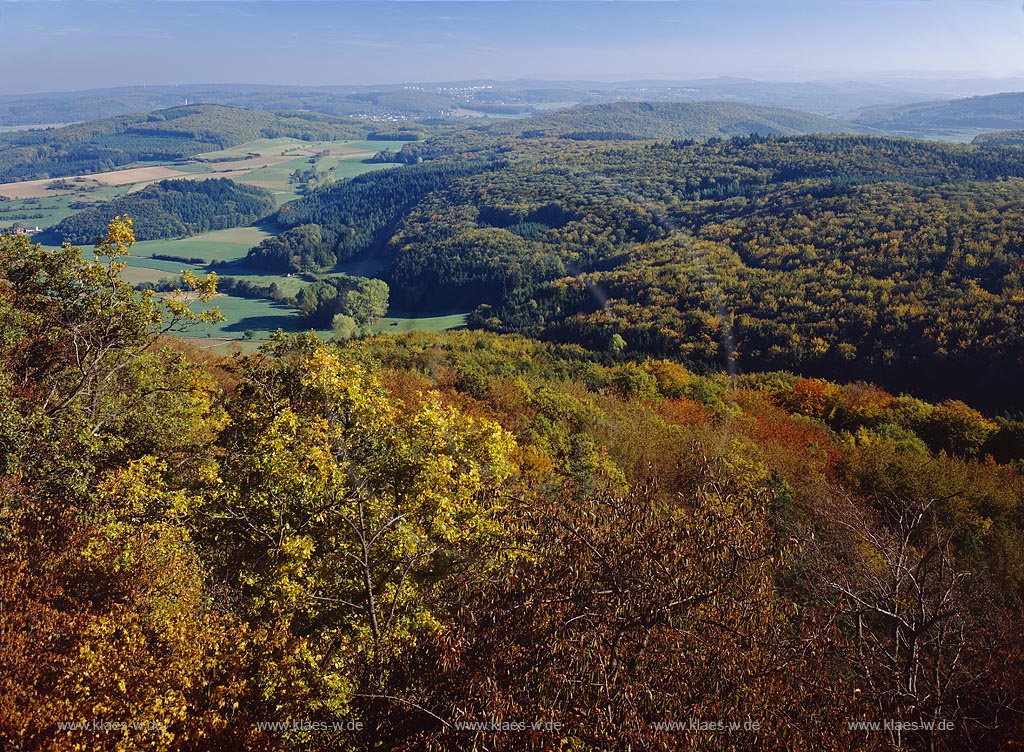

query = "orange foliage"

[
  {"left": 835, "top": 381, "right": 894, "bottom": 429},
  {"left": 745, "top": 406, "right": 842, "bottom": 483},
  {"left": 656, "top": 396, "right": 713, "bottom": 426}
]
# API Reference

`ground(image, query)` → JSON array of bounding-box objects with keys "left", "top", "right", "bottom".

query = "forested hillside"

[
  {"left": 377, "top": 101, "right": 861, "bottom": 164},
  {"left": 974, "top": 129, "right": 1024, "bottom": 147},
  {"left": 0, "top": 224, "right": 1021, "bottom": 750},
  {"left": 257, "top": 132, "right": 1024, "bottom": 409},
  {"left": 851, "top": 91, "right": 1024, "bottom": 137},
  {"left": 51, "top": 178, "right": 275, "bottom": 243},
  {"left": 0, "top": 104, "right": 386, "bottom": 183},
  {"left": 233, "top": 160, "right": 497, "bottom": 273},
  {"left": 488, "top": 100, "right": 862, "bottom": 139}
]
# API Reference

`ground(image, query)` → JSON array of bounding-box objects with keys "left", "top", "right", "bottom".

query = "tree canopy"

[{"left": 52, "top": 178, "right": 275, "bottom": 244}]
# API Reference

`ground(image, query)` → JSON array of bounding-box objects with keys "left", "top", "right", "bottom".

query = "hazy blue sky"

[{"left": 1, "top": 0, "right": 1022, "bottom": 94}]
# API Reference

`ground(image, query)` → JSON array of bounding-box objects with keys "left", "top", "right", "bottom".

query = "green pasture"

[
  {"left": 324, "top": 159, "right": 400, "bottom": 181},
  {"left": 216, "top": 269, "right": 307, "bottom": 299},
  {"left": 183, "top": 295, "right": 303, "bottom": 339},
  {"left": 371, "top": 312, "right": 468, "bottom": 334},
  {"left": 118, "top": 265, "right": 178, "bottom": 286},
  {"left": 0, "top": 196, "right": 79, "bottom": 229},
  {"left": 180, "top": 307, "right": 469, "bottom": 341},
  {"left": 236, "top": 156, "right": 402, "bottom": 201},
  {"left": 131, "top": 226, "right": 275, "bottom": 264},
  {"left": 232, "top": 156, "right": 321, "bottom": 197},
  {"left": 178, "top": 298, "right": 466, "bottom": 343},
  {"left": 125, "top": 256, "right": 200, "bottom": 273}
]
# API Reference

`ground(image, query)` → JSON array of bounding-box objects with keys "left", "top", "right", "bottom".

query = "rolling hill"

[
  {"left": 0, "top": 85, "right": 462, "bottom": 127},
  {"left": 382, "top": 101, "right": 868, "bottom": 164},
  {"left": 265, "top": 131, "right": 1024, "bottom": 410},
  {"left": 488, "top": 100, "right": 863, "bottom": 140},
  {"left": 0, "top": 79, "right": 936, "bottom": 128},
  {"left": 48, "top": 178, "right": 275, "bottom": 244},
  {"left": 973, "top": 129, "right": 1024, "bottom": 147},
  {"left": 0, "top": 104, "right": 388, "bottom": 183},
  {"left": 850, "top": 92, "right": 1024, "bottom": 139}
]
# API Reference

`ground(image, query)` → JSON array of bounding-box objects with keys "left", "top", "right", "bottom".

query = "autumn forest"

[{"left": 1, "top": 58, "right": 1024, "bottom": 752}]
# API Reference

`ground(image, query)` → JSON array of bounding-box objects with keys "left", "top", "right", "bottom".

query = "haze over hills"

[
  {"left": 5, "top": 79, "right": 1024, "bottom": 147},
  {"left": 0, "top": 78, "right": 984, "bottom": 128},
  {"left": 851, "top": 92, "right": 1024, "bottom": 139},
  {"left": 487, "top": 101, "right": 863, "bottom": 140},
  {"left": 0, "top": 100, "right": 864, "bottom": 186},
  {"left": 0, "top": 104, "right": 411, "bottom": 184}
]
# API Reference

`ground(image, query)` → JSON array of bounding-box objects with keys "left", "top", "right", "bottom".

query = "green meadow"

[
  {"left": 184, "top": 295, "right": 302, "bottom": 338},
  {"left": 131, "top": 226, "right": 276, "bottom": 264},
  {"left": 234, "top": 152, "right": 406, "bottom": 201},
  {"left": 9, "top": 134, "right": 457, "bottom": 341},
  {"left": 0, "top": 183, "right": 135, "bottom": 230},
  {"left": 323, "top": 157, "right": 401, "bottom": 181},
  {"left": 193, "top": 138, "right": 311, "bottom": 161},
  {"left": 371, "top": 313, "right": 469, "bottom": 334},
  {"left": 179, "top": 300, "right": 469, "bottom": 342}
]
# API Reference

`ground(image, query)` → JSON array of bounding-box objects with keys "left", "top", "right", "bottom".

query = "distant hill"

[
  {"left": 343, "top": 90, "right": 456, "bottom": 114},
  {"left": 487, "top": 101, "right": 863, "bottom": 140},
  {"left": 0, "top": 104, "right": 384, "bottom": 183},
  {"left": 381, "top": 101, "right": 867, "bottom": 165},
  {"left": 972, "top": 129, "right": 1024, "bottom": 147},
  {"left": 850, "top": 92, "right": 1024, "bottom": 138},
  {"left": 0, "top": 79, "right": 953, "bottom": 128},
  {"left": 0, "top": 85, "right": 458, "bottom": 126}
]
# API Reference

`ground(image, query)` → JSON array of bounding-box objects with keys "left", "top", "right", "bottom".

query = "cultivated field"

[
  {"left": 0, "top": 167, "right": 188, "bottom": 199},
  {"left": 0, "top": 138, "right": 410, "bottom": 201},
  {"left": 6, "top": 136, "right": 460, "bottom": 341}
]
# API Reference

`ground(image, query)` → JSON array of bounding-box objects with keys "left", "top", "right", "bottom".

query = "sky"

[{"left": 1, "top": 0, "right": 1023, "bottom": 95}]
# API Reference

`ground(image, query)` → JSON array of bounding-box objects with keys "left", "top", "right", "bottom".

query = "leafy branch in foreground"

[{"left": 1, "top": 215, "right": 222, "bottom": 432}]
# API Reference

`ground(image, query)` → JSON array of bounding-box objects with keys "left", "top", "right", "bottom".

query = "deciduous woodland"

[
  {"left": 4, "top": 0, "right": 1024, "bottom": 743},
  {"left": 241, "top": 132, "right": 1024, "bottom": 410},
  {"left": 1, "top": 219, "right": 1022, "bottom": 751}
]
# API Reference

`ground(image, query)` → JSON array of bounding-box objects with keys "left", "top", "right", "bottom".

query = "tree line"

[{"left": 51, "top": 178, "right": 276, "bottom": 244}]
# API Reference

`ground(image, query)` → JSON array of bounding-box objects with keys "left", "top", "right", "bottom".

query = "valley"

[{"left": 2, "top": 58, "right": 1024, "bottom": 749}]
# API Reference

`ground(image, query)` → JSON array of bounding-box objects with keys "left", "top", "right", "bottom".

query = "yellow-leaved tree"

[
  {"left": 0, "top": 217, "right": 261, "bottom": 751},
  {"left": 189, "top": 334, "right": 519, "bottom": 728}
]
